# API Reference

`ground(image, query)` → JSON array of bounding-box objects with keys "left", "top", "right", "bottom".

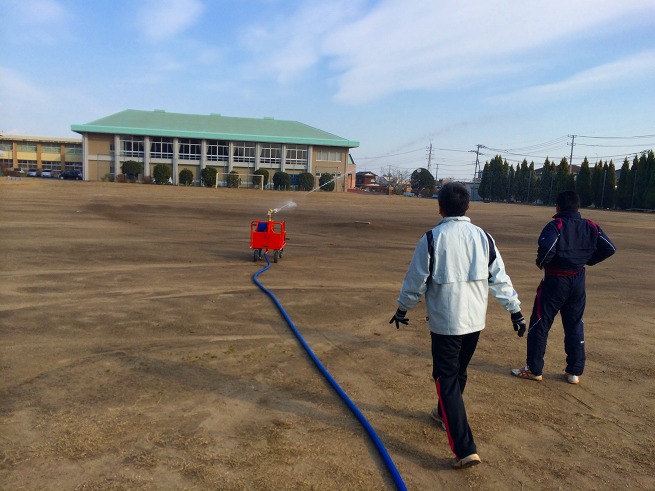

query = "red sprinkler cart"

[{"left": 250, "top": 209, "right": 286, "bottom": 263}]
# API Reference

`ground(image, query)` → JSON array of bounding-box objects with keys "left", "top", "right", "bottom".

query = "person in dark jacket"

[{"left": 512, "top": 190, "right": 616, "bottom": 384}]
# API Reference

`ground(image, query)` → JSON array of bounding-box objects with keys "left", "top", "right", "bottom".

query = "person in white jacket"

[{"left": 390, "top": 182, "right": 525, "bottom": 469}]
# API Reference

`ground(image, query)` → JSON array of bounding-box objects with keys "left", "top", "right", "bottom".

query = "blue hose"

[{"left": 252, "top": 253, "right": 407, "bottom": 491}]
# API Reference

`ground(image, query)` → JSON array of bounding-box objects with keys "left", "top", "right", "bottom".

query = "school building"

[
  {"left": 0, "top": 135, "right": 83, "bottom": 175},
  {"left": 71, "top": 109, "right": 359, "bottom": 190}
]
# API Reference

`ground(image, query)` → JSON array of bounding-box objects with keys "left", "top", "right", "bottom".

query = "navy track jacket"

[{"left": 536, "top": 211, "right": 616, "bottom": 273}]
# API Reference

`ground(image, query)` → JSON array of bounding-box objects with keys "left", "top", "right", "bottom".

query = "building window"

[
  {"left": 65, "top": 162, "right": 83, "bottom": 172},
  {"left": 120, "top": 136, "right": 144, "bottom": 158},
  {"left": 41, "top": 161, "right": 60, "bottom": 170},
  {"left": 286, "top": 144, "right": 308, "bottom": 166},
  {"left": 18, "top": 143, "right": 37, "bottom": 152},
  {"left": 233, "top": 141, "right": 255, "bottom": 164},
  {"left": 317, "top": 150, "right": 342, "bottom": 162},
  {"left": 260, "top": 144, "right": 281, "bottom": 165},
  {"left": 18, "top": 159, "right": 37, "bottom": 168},
  {"left": 41, "top": 144, "right": 60, "bottom": 153},
  {"left": 150, "top": 137, "right": 173, "bottom": 158},
  {"left": 65, "top": 144, "right": 82, "bottom": 155},
  {"left": 0, "top": 143, "right": 12, "bottom": 151},
  {"left": 207, "top": 140, "right": 229, "bottom": 161},
  {"left": 179, "top": 138, "right": 200, "bottom": 160}
]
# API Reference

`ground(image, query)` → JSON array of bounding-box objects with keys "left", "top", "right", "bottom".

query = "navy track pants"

[
  {"left": 527, "top": 269, "right": 586, "bottom": 377},
  {"left": 431, "top": 330, "right": 479, "bottom": 459}
]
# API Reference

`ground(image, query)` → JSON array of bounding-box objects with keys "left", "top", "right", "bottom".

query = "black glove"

[
  {"left": 511, "top": 311, "right": 526, "bottom": 337},
  {"left": 389, "top": 308, "right": 409, "bottom": 329}
]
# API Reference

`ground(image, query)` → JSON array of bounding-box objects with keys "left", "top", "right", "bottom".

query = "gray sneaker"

[
  {"left": 430, "top": 407, "right": 446, "bottom": 431},
  {"left": 566, "top": 372, "right": 580, "bottom": 384}
]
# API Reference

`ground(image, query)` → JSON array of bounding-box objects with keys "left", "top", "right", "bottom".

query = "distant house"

[{"left": 355, "top": 171, "right": 388, "bottom": 193}]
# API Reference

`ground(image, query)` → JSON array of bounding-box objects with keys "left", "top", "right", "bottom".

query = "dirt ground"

[{"left": 1, "top": 178, "right": 653, "bottom": 490}]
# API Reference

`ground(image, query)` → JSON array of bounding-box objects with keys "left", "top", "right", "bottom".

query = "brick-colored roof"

[{"left": 72, "top": 109, "right": 358, "bottom": 148}]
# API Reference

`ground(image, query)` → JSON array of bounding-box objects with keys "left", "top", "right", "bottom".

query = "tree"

[
  {"left": 513, "top": 159, "right": 530, "bottom": 202},
  {"left": 381, "top": 166, "right": 411, "bottom": 192},
  {"left": 478, "top": 163, "right": 491, "bottom": 200},
  {"left": 600, "top": 161, "right": 616, "bottom": 209},
  {"left": 410, "top": 168, "right": 436, "bottom": 194},
  {"left": 615, "top": 158, "right": 631, "bottom": 209},
  {"left": 591, "top": 161, "right": 604, "bottom": 207},
  {"left": 576, "top": 158, "right": 592, "bottom": 207},
  {"left": 253, "top": 168, "right": 269, "bottom": 188},
  {"left": 201, "top": 166, "right": 217, "bottom": 187},
  {"left": 527, "top": 162, "right": 537, "bottom": 203},
  {"left": 226, "top": 170, "right": 241, "bottom": 188},
  {"left": 319, "top": 173, "right": 335, "bottom": 191},
  {"left": 179, "top": 169, "right": 193, "bottom": 186},
  {"left": 554, "top": 157, "right": 574, "bottom": 196},
  {"left": 298, "top": 172, "right": 314, "bottom": 191},
  {"left": 121, "top": 160, "right": 142, "bottom": 181},
  {"left": 153, "top": 163, "right": 172, "bottom": 184},
  {"left": 538, "top": 158, "right": 555, "bottom": 205},
  {"left": 272, "top": 171, "right": 291, "bottom": 190}
]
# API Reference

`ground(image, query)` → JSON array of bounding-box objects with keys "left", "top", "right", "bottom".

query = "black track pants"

[
  {"left": 431, "top": 330, "right": 480, "bottom": 459},
  {"left": 527, "top": 270, "right": 586, "bottom": 376}
]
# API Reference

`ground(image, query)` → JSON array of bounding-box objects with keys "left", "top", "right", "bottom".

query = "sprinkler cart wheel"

[
  {"left": 273, "top": 250, "right": 280, "bottom": 263},
  {"left": 253, "top": 249, "right": 262, "bottom": 262}
]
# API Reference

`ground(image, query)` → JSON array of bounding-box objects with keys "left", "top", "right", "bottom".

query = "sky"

[{"left": 2, "top": 0, "right": 655, "bottom": 180}]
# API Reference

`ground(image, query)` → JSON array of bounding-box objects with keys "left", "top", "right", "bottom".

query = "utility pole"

[
  {"left": 472, "top": 144, "right": 482, "bottom": 181},
  {"left": 426, "top": 142, "right": 433, "bottom": 174},
  {"left": 568, "top": 134, "right": 576, "bottom": 166}
]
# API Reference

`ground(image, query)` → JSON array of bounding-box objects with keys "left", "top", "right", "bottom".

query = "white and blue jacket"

[{"left": 397, "top": 216, "right": 521, "bottom": 336}]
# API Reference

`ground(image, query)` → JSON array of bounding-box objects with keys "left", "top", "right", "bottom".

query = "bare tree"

[{"left": 381, "top": 166, "right": 411, "bottom": 193}]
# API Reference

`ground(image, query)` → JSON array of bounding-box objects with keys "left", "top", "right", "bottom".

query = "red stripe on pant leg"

[{"left": 435, "top": 379, "right": 456, "bottom": 455}]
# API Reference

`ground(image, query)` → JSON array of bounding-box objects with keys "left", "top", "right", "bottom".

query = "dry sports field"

[{"left": 1, "top": 178, "right": 653, "bottom": 490}]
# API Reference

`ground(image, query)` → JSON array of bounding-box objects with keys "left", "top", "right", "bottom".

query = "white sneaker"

[
  {"left": 452, "top": 453, "right": 481, "bottom": 469},
  {"left": 566, "top": 373, "right": 579, "bottom": 384}
]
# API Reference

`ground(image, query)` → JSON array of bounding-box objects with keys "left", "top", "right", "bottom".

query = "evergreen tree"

[
  {"left": 410, "top": 167, "right": 436, "bottom": 194},
  {"left": 501, "top": 160, "right": 510, "bottom": 200},
  {"left": 600, "top": 161, "right": 616, "bottom": 209},
  {"left": 591, "top": 161, "right": 603, "bottom": 207},
  {"left": 513, "top": 159, "right": 528, "bottom": 202},
  {"left": 615, "top": 158, "right": 631, "bottom": 209},
  {"left": 538, "top": 158, "right": 555, "bottom": 205},
  {"left": 554, "top": 157, "right": 571, "bottom": 196},
  {"left": 527, "top": 162, "right": 537, "bottom": 203},
  {"left": 478, "top": 163, "right": 491, "bottom": 200},
  {"left": 507, "top": 165, "right": 516, "bottom": 201},
  {"left": 575, "top": 158, "right": 592, "bottom": 207},
  {"left": 642, "top": 150, "right": 655, "bottom": 209}
]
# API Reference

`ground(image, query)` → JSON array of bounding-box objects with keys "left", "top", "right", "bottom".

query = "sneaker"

[
  {"left": 511, "top": 366, "right": 542, "bottom": 381},
  {"left": 566, "top": 372, "right": 579, "bottom": 384},
  {"left": 430, "top": 407, "right": 446, "bottom": 431},
  {"left": 452, "top": 453, "right": 481, "bottom": 469}
]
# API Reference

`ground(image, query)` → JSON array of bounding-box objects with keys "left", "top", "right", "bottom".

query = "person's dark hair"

[
  {"left": 438, "top": 182, "right": 469, "bottom": 216},
  {"left": 556, "top": 190, "right": 580, "bottom": 212}
]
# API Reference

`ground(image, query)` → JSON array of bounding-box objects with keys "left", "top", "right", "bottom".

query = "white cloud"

[
  {"left": 318, "top": 0, "right": 655, "bottom": 103},
  {"left": 138, "top": 0, "right": 204, "bottom": 42},
  {"left": 494, "top": 50, "right": 655, "bottom": 102},
  {"left": 4, "top": 0, "right": 69, "bottom": 44},
  {"left": 13, "top": 0, "right": 67, "bottom": 23},
  {"left": 240, "top": 0, "right": 365, "bottom": 83},
  {"left": 0, "top": 67, "right": 48, "bottom": 104}
]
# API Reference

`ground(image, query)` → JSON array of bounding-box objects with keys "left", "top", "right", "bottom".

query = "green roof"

[{"left": 71, "top": 109, "right": 359, "bottom": 148}]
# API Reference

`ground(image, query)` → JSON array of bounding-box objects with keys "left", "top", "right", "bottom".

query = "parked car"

[
  {"left": 59, "top": 170, "right": 83, "bottom": 180},
  {"left": 26, "top": 169, "right": 39, "bottom": 177},
  {"left": 41, "top": 169, "right": 53, "bottom": 178}
]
